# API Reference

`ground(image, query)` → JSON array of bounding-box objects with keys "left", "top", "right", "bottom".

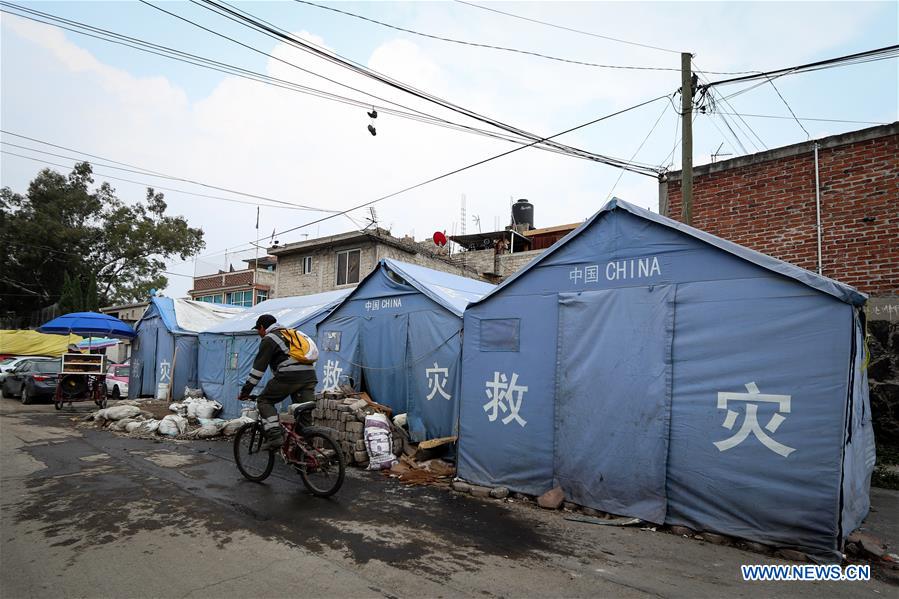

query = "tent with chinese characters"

[
  {"left": 129, "top": 297, "right": 244, "bottom": 401},
  {"left": 197, "top": 290, "right": 352, "bottom": 419},
  {"left": 457, "top": 198, "right": 873, "bottom": 561},
  {"left": 315, "top": 258, "right": 493, "bottom": 442}
]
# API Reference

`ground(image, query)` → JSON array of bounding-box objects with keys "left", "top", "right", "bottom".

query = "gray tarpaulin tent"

[
  {"left": 197, "top": 290, "right": 352, "bottom": 419},
  {"left": 316, "top": 258, "right": 493, "bottom": 441},
  {"left": 457, "top": 198, "right": 874, "bottom": 561},
  {"left": 129, "top": 298, "right": 243, "bottom": 401}
]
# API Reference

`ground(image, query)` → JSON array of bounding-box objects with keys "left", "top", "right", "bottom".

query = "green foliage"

[{"left": 0, "top": 162, "right": 205, "bottom": 318}]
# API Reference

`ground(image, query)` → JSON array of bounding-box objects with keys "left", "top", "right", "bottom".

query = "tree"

[{"left": 0, "top": 162, "right": 204, "bottom": 319}]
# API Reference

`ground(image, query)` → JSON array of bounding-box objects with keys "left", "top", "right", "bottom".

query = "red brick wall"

[{"left": 665, "top": 132, "right": 898, "bottom": 296}]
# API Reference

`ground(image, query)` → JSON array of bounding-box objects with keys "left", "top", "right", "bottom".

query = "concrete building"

[
  {"left": 188, "top": 256, "right": 276, "bottom": 307},
  {"left": 99, "top": 301, "right": 149, "bottom": 363},
  {"left": 659, "top": 122, "right": 898, "bottom": 443},
  {"left": 269, "top": 228, "right": 484, "bottom": 297},
  {"left": 450, "top": 200, "right": 581, "bottom": 282}
]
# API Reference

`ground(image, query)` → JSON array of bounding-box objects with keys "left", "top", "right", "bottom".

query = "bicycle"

[{"left": 233, "top": 396, "right": 346, "bottom": 497}]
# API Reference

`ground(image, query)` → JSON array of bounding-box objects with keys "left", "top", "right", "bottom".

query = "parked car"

[
  {"left": 1, "top": 358, "right": 61, "bottom": 404},
  {"left": 105, "top": 363, "right": 130, "bottom": 400},
  {"left": 0, "top": 356, "right": 47, "bottom": 384}
]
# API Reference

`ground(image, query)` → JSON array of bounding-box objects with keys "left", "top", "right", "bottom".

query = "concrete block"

[
  {"left": 452, "top": 481, "right": 471, "bottom": 493},
  {"left": 489, "top": 487, "right": 510, "bottom": 499},
  {"left": 470, "top": 485, "right": 491, "bottom": 498}
]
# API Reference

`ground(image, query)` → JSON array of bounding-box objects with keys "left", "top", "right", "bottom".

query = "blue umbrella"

[{"left": 38, "top": 312, "right": 136, "bottom": 339}]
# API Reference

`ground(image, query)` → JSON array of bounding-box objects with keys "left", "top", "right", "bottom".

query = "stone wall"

[
  {"left": 450, "top": 249, "right": 542, "bottom": 281},
  {"left": 275, "top": 242, "right": 378, "bottom": 297},
  {"left": 868, "top": 299, "right": 899, "bottom": 446}
]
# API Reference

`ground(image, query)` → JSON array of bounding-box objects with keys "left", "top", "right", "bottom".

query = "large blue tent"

[
  {"left": 457, "top": 198, "right": 873, "bottom": 561},
  {"left": 316, "top": 259, "right": 493, "bottom": 441},
  {"left": 129, "top": 298, "right": 243, "bottom": 401},
  {"left": 197, "top": 290, "right": 352, "bottom": 418}
]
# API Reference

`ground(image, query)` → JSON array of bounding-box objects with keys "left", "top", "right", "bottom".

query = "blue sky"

[{"left": 1, "top": 1, "right": 896, "bottom": 297}]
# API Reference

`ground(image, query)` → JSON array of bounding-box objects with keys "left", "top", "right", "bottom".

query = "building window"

[
  {"left": 255, "top": 290, "right": 268, "bottom": 304},
  {"left": 336, "top": 249, "right": 361, "bottom": 286},
  {"left": 227, "top": 290, "right": 253, "bottom": 307},
  {"left": 197, "top": 294, "right": 224, "bottom": 304},
  {"left": 302, "top": 256, "right": 313, "bottom": 274}
]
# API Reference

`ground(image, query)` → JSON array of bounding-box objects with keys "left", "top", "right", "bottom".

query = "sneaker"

[{"left": 260, "top": 431, "right": 284, "bottom": 451}]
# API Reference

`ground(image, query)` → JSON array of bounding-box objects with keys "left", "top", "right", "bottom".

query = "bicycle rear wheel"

[
  {"left": 234, "top": 422, "right": 275, "bottom": 482},
  {"left": 296, "top": 427, "right": 345, "bottom": 497}
]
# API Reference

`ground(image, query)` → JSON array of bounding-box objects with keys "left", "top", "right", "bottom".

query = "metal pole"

[
  {"left": 681, "top": 52, "right": 694, "bottom": 225},
  {"left": 814, "top": 142, "right": 823, "bottom": 274}
]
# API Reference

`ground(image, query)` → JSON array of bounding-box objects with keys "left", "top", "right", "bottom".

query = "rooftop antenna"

[
  {"left": 711, "top": 142, "right": 732, "bottom": 164},
  {"left": 364, "top": 207, "right": 379, "bottom": 231},
  {"left": 472, "top": 214, "right": 482, "bottom": 233},
  {"left": 460, "top": 194, "right": 467, "bottom": 236}
]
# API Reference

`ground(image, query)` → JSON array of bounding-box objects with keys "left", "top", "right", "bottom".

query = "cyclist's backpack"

[{"left": 279, "top": 328, "right": 319, "bottom": 365}]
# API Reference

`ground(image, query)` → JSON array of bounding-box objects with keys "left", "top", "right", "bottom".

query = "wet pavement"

[{"left": 1, "top": 399, "right": 894, "bottom": 598}]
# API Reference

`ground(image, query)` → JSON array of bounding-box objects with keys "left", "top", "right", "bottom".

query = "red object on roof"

[{"left": 433, "top": 231, "right": 448, "bottom": 247}]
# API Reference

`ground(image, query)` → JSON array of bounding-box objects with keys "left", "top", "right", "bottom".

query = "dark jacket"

[{"left": 241, "top": 324, "right": 315, "bottom": 395}]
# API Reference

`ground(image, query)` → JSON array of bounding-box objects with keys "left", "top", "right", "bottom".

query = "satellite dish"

[{"left": 433, "top": 231, "right": 447, "bottom": 247}]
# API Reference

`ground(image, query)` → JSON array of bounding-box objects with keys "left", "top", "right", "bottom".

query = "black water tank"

[{"left": 511, "top": 199, "right": 534, "bottom": 229}]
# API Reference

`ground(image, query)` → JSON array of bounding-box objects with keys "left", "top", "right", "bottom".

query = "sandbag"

[
  {"left": 158, "top": 414, "right": 187, "bottom": 437},
  {"left": 97, "top": 405, "right": 141, "bottom": 421},
  {"left": 183, "top": 387, "right": 204, "bottom": 399},
  {"left": 125, "top": 421, "right": 143, "bottom": 433},
  {"left": 134, "top": 420, "right": 160, "bottom": 435},
  {"left": 196, "top": 401, "right": 222, "bottom": 419},
  {"left": 112, "top": 418, "right": 138, "bottom": 432},
  {"left": 169, "top": 402, "right": 187, "bottom": 416},
  {"left": 222, "top": 417, "right": 254, "bottom": 436},
  {"left": 364, "top": 413, "right": 397, "bottom": 471},
  {"left": 194, "top": 424, "right": 222, "bottom": 438}
]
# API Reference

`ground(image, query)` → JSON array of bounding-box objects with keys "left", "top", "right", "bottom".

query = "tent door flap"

[{"left": 555, "top": 285, "right": 674, "bottom": 524}]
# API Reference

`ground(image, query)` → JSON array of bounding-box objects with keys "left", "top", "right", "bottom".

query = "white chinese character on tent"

[
  {"left": 159, "top": 360, "right": 171, "bottom": 383},
  {"left": 714, "top": 381, "right": 796, "bottom": 457},
  {"left": 483, "top": 371, "right": 529, "bottom": 427},
  {"left": 569, "top": 267, "right": 583, "bottom": 284},
  {"left": 585, "top": 265, "right": 599, "bottom": 283},
  {"left": 425, "top": 362, "right": 451, "bottom": 401},
  {"left": 321, "top": 359, "right": 343, "bottom": 391},
  {"left": 365, "top": 301, "right": 372, "bottom": 311}
]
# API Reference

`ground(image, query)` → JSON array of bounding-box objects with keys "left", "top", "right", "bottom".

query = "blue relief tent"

[
  {"left": 316, "top": 259, "right": 493, "bottom": 442},
  {"left": 197, "top": 290, "right": 352, "bottom": 419},
  {"left": 129, "top": 298, "right": 244, "bottom": 401},
  {"left": 457, "top": 198, "right": 873, "bottom": 561}
]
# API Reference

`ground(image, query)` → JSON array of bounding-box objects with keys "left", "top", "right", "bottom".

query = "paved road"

[{"left": 1, "top": 400, "right": 893, "bottom": 598}]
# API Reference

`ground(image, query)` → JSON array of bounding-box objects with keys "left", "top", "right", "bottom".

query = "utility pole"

[{"left": 681, "top": 52, "right": 694, "bottom": 225}]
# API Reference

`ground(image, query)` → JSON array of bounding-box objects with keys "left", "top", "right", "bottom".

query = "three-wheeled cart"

[{"left": 55, "top": 353, "right": 108, "bottom": 411}]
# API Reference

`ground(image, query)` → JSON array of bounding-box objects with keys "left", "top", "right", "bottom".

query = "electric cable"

[
  {"left": 606, "top": 102, "right": 670, "bottom": 199},
  {"left": 295, "top": 0, "right": 681, "bottom": 71}
]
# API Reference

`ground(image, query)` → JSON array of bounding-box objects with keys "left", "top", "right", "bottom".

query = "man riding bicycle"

[{"left": 239, "top": 314, "right": 319, "bottom": 450}]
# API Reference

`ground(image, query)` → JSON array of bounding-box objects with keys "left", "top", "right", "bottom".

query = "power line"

[
  {"left": 295, "top": 0, "right": 681, "bottom": 71},
  {"left": 701, "top": 44, "right": 899, "bottom": 88},
  {"left": 712, "top": 112, "right": 890, "bottom": 125},
  {"left": 268, "top": 95, "right": 670, "bottom": 243},
  {"left": 178, "top": 0, "right": 662, "bottom": 175},
  {"left": 764, "top": 77, "right": 810, "bottom": 139},
  {"left": 1, "top": 150, "right": 315, "bottom": 212},
  {"left": 606, "top": 102, "right": 670, "bottom": 199},
  {"left": 0, "top": 131, "right": 332, "bottom": 212},
  {"left": 452, "top": 0, "right": 683, "bottom": 55},
  {"left": 0, "top": 4, "right": 656, "bottom": 169},
  {"left": 693, "top": 62, "right": 766, "bottom": 151}
]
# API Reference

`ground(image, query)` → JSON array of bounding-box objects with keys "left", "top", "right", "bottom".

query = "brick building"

[
  {"left": 269, "top": 228, "right": 484, "bottom": 297},
  {"left": 659, "top": 123, "right": 898, "bottom": 296},
  {"left": 188, "top": 256, "right": 276, "bottom": 307},
  {"left": 659, "top": 122, "right": 899, "bottom": 443}
]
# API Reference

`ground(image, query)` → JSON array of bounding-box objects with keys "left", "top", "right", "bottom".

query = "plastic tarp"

[
  {"left": 457, "top": 199, "right": 871, "bottom": 560},
  {"left": 129, "top": 298, "right": 243, "bottom": 401},
  {"left": 197, "top": 291, "right": 350, "bottom": 418},
  {"left": 0, "top": 330, "right": 82, "bottom": 357},
  {"left": 316, "top": 259, "right": 493, "bottom": 441}
]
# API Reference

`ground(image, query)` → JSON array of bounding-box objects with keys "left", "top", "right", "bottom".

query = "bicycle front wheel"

[
  {"left": 234, "top": 422, "right": 274, "bottom": 482},
  {"left": 296, "top": 427, "right": 345, "bottom": 497}
]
